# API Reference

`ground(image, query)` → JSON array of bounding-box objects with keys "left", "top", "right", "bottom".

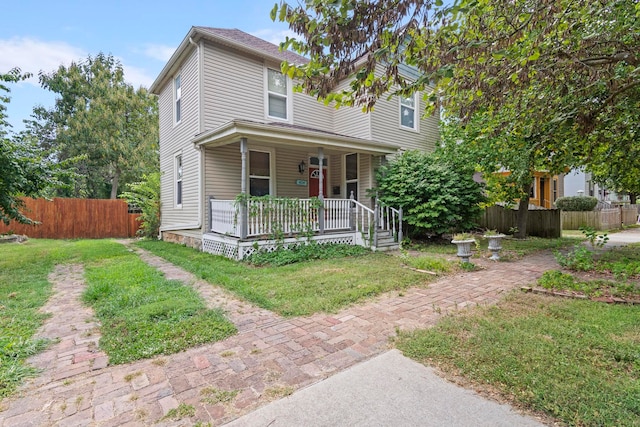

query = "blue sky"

[{"left": 1, "top": 0, "right": 294, "bottom": 133}]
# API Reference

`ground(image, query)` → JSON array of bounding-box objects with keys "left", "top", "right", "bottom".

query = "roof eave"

[
  {"left": 193, "top": 120, "right": 398, "bottom": 155},
  {"left": 150, "top": 27, "right": 308, "bottom": 95}
]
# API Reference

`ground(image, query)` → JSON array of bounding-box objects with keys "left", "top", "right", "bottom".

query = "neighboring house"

[
  {"left": 496, "top": 171, "right": 564, "bottom": 209},
  {"left": 529, "top": 172, "right": 564, "bottom": 209},
  {"left": 149, "top": 27, "right": 439, "bottom": 259},
  {"left": 563, "top": 169, "right": 628, "bottom": 204}
]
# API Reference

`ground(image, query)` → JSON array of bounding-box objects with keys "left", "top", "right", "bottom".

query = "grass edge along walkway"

[
  {"left": 135, "top": 240, "right": 442, "bottom": 317},
  {"left": 395, "top": 291, "right": 640, "bottom": 427}
]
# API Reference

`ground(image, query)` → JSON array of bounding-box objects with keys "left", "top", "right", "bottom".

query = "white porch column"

[
  {"left": 240, "top": 137, "right": 248, "bottom": 239},
  {"left": 318, "top": 147, "right": 325, "bottom": 233}
]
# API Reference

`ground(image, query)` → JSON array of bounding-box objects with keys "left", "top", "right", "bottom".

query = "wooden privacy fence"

[
  {"left": 0, "top": 198, "right": 141, "bottom": 239},
  {"left": 561, "top": 205, "right": 639, "bottom": 231},
  {"left": 479, "top": 205, "right": 561, "bottom": 238}
]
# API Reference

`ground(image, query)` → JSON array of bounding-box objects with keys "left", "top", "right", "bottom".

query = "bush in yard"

[
  {"left": 374, "top": 150, "right": 485, "bottom": 237},
  {"left": 119, "top": 172, "right": 160, "bottom": 238},
  {"left": 554, "top": 196, "right": 598, "bottom": 211}
]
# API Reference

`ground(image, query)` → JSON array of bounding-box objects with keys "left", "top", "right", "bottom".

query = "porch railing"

[
  {"left": 349, "top": 194, "right": 403, "bottom": 248},
  {"left": 209, "top": 196, "right": 401, "bottom": 248},
  {"left": 210, "top": 197, "right": 352, "bottom": 238}
]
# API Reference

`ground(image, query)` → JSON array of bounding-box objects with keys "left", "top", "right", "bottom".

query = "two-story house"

[{"left": 149, "top": 27, "right": 439, "bottom": 259}]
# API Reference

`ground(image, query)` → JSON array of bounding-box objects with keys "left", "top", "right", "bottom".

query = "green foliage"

[
  {"left": 396, "top": 293, "right": 640, "bottom": 426},
  {"left": 274, "top": 0, "right": 639, "bottom": 231},
  {"left": 579, "top": 226, "right": 609, "bottom": 248},
  {"left": 119, "top": 172, "right": 160, "bottom": 238},
  {"left": 555, "top": 245, "right": 595, "bottom": 271},
  {"left": 538, "top": 270, "right": 638, "bottom": 299},
  {"left": 246, "top": 242, "right": 368, "bottom": 266},
  {"left": 555, "top": 196, "right": 598, "bottom": 211},
  {"left": 82, "top": 255, "right": 236, "bottom": 364},
  {"left": 374, "top": 150, "right": 485, "bottom": 237},
  {"left": 137, "top": 240, "right": 432, "bottom": 317},
  {"left": 0, "top": 69, "right": 71, "bottom": 225},
  {"left": 30, "top": 53, "right": 159, "bottom": 199}
]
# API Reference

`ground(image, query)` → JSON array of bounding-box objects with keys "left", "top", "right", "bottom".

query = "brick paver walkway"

[{"left": 0, "top": 247, "right": 556, "bottom": 426}]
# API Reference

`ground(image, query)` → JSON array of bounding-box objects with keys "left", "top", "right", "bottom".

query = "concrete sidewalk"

[
  {"left": 601, "top": 226, "right": 640, "bottom": 247},
  {"left": 225, "top": 349, "right": 545, "bottom": 427}
]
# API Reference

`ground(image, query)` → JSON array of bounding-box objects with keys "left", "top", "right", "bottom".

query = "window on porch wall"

[
  {"left": 346, "top": 153, "right": 358, "bottom": 200},
  {"left": 249, "top": 151, "right": 270, "bottom": 196}
]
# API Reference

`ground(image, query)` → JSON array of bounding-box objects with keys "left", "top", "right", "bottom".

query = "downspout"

[{"left": 160, "top": 36, "right": 203, "bottom": 235}]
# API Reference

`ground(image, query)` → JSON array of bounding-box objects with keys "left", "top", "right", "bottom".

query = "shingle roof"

[{"left": 195, "top": 27, "right": 309, "bottom": 65}]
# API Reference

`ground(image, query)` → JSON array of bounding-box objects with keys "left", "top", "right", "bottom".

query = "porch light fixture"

[{"left": 298, "top": 160, "right": 306, "bottom": 174}]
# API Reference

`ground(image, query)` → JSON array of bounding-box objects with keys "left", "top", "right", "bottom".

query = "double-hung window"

[
  {"left": 174, "top": 74, "right": 182, "bottom": 124},
  {"left": 400, "top": 93, "right": 417, "bottom": 130},
  {"left": 266, "top": 69, "right": 288, "bottom": 120},
  {"left": 249, "top": 151, "right": 271, "bottom": 196},
  {"left": 175, "top": 154, "right": 183, "bottom": 207},
  {"left": 345, "top": 153, "right": 358, "bottom": 200}
]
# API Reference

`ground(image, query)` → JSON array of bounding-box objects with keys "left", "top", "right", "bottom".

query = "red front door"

[{"left": 308, "top": 167, "right": 327, "bottom": 197}]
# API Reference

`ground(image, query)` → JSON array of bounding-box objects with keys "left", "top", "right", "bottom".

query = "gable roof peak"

[{"left": 194, "top": 26, "right": 308, "bottom": 65}]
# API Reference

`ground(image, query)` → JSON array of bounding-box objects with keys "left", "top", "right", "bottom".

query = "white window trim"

[
  {"left": 248, "top": 147, "right": 276, "bottom": 196},
  {"left": 344, "top": 153, "right": 359, "bottom": 199},
  {"left": 174, "top": 152, "right": 183, "bottom": 208},
  {"left": 264, "top": 67, "right": 293, "bottom": 122},
  {"left": 174, "top": 73, "right": 182, "bottom": 126},
  {"left": 399, "top": 92, "right": 419, "bottom": 132}
]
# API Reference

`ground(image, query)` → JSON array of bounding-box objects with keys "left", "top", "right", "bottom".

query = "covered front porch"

[
  {"left": 204, "top": 195, "right": 402, "bottom": 259},
  {"left": 194, "top": 120, "right": 402, "bottom": 260}
]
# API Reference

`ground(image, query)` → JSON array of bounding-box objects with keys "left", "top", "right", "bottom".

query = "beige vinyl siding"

[
  {"left": 204, "top": 143, "right": 242, "bottom": 200},
  {"left": 360, "top": 154, "right": 373, "bottom": 201},
  {"left": 292, "top": 89, "right": 333, "bottom": 132},
  {"left": 371, "top": 91, "right": 439, "bottom": 153},
  {"left": 332, "top": 79, "right": 372, "bottom": 139},
  {"left": 202, "top": 42, "right": 264, "bottom": 129},
  {"left": 158, "top": 47, "right": 201, "bottom": 230},
  {"left": 274, "top": 147, "right": 312, "bottom": 198}
]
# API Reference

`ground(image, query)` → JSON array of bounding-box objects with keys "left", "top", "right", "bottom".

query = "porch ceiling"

[{"left": 192, "top": 119, "right": 399, "bottom": 155}]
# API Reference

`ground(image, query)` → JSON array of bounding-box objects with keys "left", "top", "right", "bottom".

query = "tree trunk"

[
  {"left": 110, "top": 170, "right": 120, "bottom": 199},
  {"left": 515, "top": 196, "right": 530, "bottom": 239},
  {"left": 630, "top": 193, "right": 637, "bottom": 204}
]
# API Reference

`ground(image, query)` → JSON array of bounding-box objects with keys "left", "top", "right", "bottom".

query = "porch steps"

[{"left": 372, "top": 230, "right": 400, "bottom": 252}]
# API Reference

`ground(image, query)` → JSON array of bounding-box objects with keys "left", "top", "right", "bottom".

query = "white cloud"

[
  {"left": 142, "top": 44, "right": 176, "bottom": 62},
  {"left": 0, "top": 37, "right": 87, "bottom": 85},
  {"left": 123, "top": 64, "right": 155, "bottom": 88},
  {"left": 251, "top": 29, "right": 299, "bottom": 47},
  {"left": 0, "top": 37, "right": 155, "bottom": 89}
]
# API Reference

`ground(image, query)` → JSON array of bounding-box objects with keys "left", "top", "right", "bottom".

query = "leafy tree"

[
  {"left": 29, "top": 53, "right": 159, "bottom": 199},
  {"left": 119, "top": 172, "right": 160, "bottom": 238},
  {"left": 374, "top": 150, "right": 485, "bottom": 237},
  {"left": 273, "top": 0, "right": 640, "bottom": 235},
  {"left": 0, "top": 69, "right": 67, "bottom": 224}
]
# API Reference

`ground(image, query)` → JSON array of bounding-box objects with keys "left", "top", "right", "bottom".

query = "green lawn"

[
  {"left": 407, "top": 235, "right": 580, "bottom": 260},
  {"left": 136, "top": 240, "right": 439, "bottom": 316},
  {"left": 396, "top": 234, "right": 640, "bottom": 426},
  {"left": 0, "top": 239, "right": 128, "bottom": 398},
  {"left": 82, "top": 250, "right": 236, "bottom": 365},
  {"left": 0, "top": 239, "right": 236, "bottom": 398}
]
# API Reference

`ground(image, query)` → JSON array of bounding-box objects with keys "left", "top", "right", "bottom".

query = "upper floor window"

[
  {"left": 175, "top": 153, "right": 183, "bottom": 207},
  {"left": 400, "top": 93, "right": 417, "bottom": 130},
  {"left": 174, "top": 74, "right": 182, "bottom": 124},
  {"left": 266, "top": 68, "right": 288, "bottom": 120}
]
